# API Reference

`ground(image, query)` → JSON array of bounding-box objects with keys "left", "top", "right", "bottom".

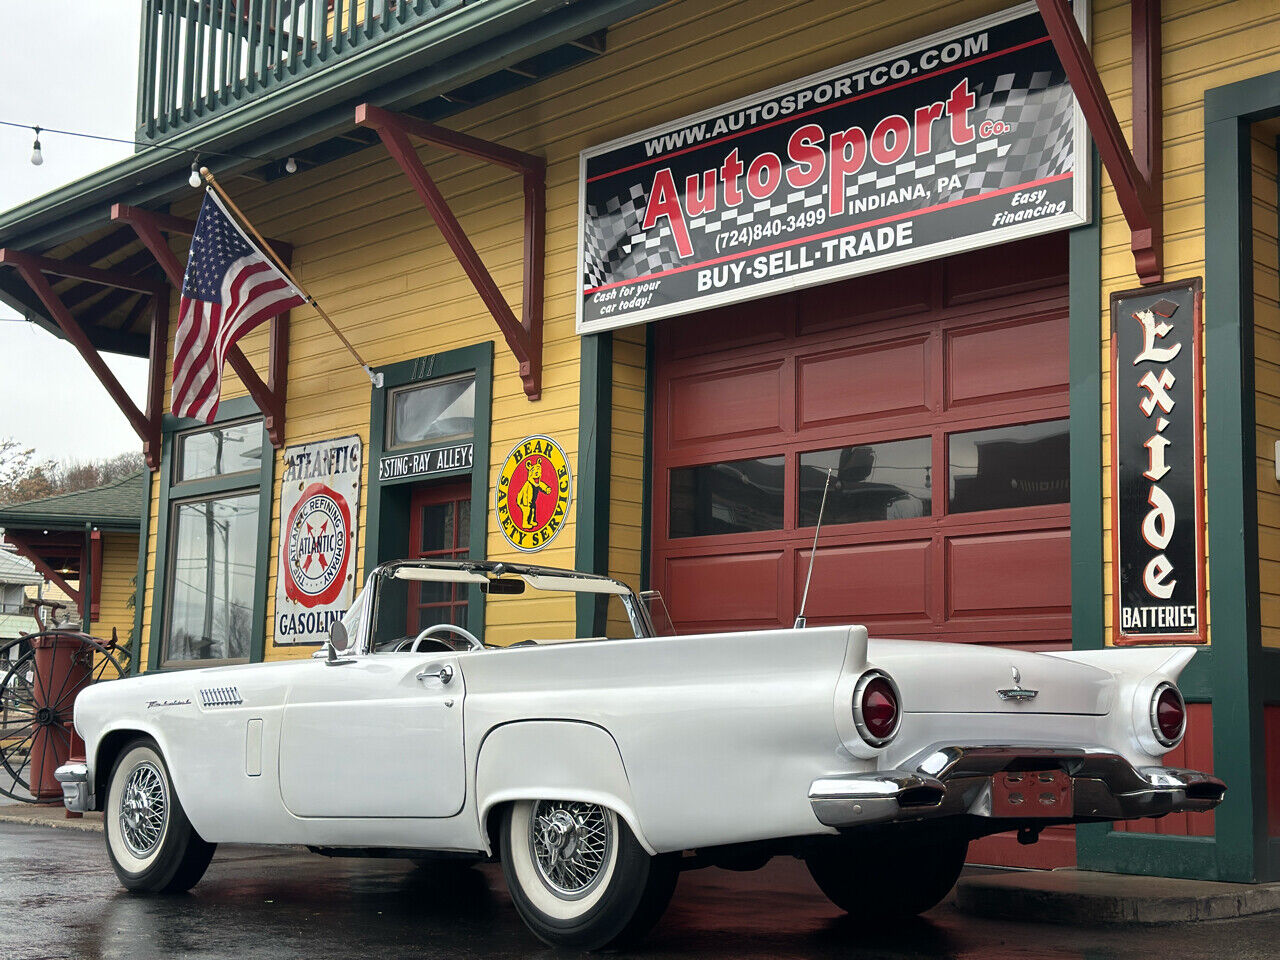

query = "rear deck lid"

[{"left": 868, "top": 639, "right": 1113, "bottom": 715}]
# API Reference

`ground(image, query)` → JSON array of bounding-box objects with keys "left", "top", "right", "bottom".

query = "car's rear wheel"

[
  {"left": 499, "top": 799, "right": 678, "bottom": 950},
  {"left": 805, "top": 836, "right": 968, "bottom": 920},
  {"left": 104, "top": 737, "right": 215, "bottom": 893}
]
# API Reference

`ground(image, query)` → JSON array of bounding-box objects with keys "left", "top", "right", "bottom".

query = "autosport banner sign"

[
  {"left": 1110, "top": 280, "right": 1205, "bottom": 644},
  {"left": 275, "top": 435, "right": 362, "bottom": 646},
  {"left": 576, "top": 2, "right": 1090, "bottom": 334}
]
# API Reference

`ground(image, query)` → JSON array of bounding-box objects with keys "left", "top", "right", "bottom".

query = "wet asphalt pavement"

[{"left": 2, "top": 822, "right": 1278, "bottom": 960}]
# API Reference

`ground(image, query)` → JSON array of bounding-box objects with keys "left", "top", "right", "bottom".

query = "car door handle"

[{"left": 417, "top": 664, "right": 454, "bottom": 685}]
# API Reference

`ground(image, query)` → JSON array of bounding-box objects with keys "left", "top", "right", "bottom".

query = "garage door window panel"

[
  {"left": 799, "top": 438, "right": 932, "bottom": 526},
  {"left": 947, "top": 419, "right": 1070, "bottom": 514},
  {"left": 669, "top": 457, "right": 785, "bottom": 539}
]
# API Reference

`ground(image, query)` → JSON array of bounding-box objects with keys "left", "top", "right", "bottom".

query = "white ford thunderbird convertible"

[{"left": 58, "top": 559, "right": 1224, "bottom": 949}]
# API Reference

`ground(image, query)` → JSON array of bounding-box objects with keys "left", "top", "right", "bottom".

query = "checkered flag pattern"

[
  {"left": 582, "top": 183, "right": 684, "bottom": 290},
  {"left": 941, "top": 69, "right": 1075, "bottom": 203},
  {"left": 581, "top": 70, "right": 1074, "bottom": 289}
]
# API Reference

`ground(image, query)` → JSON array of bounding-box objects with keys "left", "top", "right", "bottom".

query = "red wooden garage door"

[{"left": 650, "top": 234, "right": 1072, "bottom": 867}]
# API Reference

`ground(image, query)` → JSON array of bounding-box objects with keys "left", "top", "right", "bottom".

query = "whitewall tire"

[
  {"left": 104, "top": 738, "right": 215, "bottom": 893},
  {"left": 500, "top": 800, "right": 678, "bottom": 950}
]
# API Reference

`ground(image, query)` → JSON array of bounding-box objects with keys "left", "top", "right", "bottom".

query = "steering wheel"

[{"left": 402, "top": 623, "right": 483, "bottom": 653}]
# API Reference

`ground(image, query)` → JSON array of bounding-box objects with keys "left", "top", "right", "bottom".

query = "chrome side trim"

[
  {"left": 808, "top": 743, "right": 1226, "bottom": 829},
  {"left": 54, "top": 762, "right": 92, "bottom": 813}
]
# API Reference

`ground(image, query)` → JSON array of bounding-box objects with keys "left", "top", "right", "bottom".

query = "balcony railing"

[{"left": 136, "top": 0, "right": 470, "bottom": 141}]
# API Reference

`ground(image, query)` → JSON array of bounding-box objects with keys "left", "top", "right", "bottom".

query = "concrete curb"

[
  {"left": 0, "top": 809, "right": 103, "bottom": 833},
  {"left": 956, "top": 869, "right": 1280, "bottom": 924}
]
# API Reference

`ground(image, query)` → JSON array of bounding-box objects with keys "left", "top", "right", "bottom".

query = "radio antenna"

[{"left": 795, "top": 468, "right": 833, "bottom": 629}]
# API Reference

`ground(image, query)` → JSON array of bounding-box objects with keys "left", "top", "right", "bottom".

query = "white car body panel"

[{"left": 68, "top": 562, "right": 1221, "bottom": 862}]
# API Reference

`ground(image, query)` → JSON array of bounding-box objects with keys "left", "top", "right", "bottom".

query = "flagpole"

[{"left": 199, "top": 167, "right": 382, "bottom": 388}]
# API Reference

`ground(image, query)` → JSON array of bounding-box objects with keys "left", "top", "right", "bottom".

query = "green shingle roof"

[{"left": 0, "top": 472, "right": 145, "bottom": 531}]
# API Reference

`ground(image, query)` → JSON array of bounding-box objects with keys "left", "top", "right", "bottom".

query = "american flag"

[{"left": 172, "top": 190, "right": 305, "bottom": 421}]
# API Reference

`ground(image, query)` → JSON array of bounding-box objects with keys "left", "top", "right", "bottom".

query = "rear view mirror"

[{"left": 482, "top": 578, "right": 525, "bottom": 595}]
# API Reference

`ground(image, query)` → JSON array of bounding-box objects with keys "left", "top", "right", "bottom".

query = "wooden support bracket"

[
  {"left": 0, "top": 248, "right": 164, "bottom": 467},
  {"left": 112, "top": 203, "right": 294, "bottom": 446},
  {"left": 355, "top": 103, "right": 545, "bottom": 400},
  {"left": 1037, "top": 0, "right": 1163, "bottom": 284},
  {"left": 3, "top": 531, "right": 83, "bottom": 611}
]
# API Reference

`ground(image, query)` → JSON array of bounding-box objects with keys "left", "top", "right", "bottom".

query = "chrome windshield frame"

[{"left": 349, "top": 560, "right": 654, "bottom": 655}]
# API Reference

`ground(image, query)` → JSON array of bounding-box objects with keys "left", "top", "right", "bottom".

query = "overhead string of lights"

[{"left": 0, "top": 119, "right": 298, "bottom": 187}]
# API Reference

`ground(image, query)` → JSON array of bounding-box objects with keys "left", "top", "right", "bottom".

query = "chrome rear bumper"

[
  {"left": 809, "top": 744, "right": 1226, "bottom": 829},
  {"left": 54, "top": 762, "right": 92, "bottom": 813}
]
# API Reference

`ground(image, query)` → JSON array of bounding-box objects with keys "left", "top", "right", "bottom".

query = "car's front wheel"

[
  {"left": 104, "top": 737, "right": 215, "bottom": 893},
  {"left": 805, "top": 835, "right": 968, "bottom": 921},
  {"left": 499, "top": 799, "right": 678, "bottom": 950}
]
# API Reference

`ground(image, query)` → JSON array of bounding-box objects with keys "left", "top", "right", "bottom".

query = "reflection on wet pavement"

[{"left": 0, "top": 824, "right": 1273, "bottom": 960}]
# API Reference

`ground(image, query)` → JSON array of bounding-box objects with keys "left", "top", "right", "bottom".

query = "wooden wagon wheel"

[{"left": 0, "top": 631, "right": 124, "bottom": 804}]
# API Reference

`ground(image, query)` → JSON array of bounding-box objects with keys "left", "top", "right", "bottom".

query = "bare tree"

[
  {"left": 0, "top": 439, "right": 144, "bottom": 505},
  {"left": 0, "top": 439, "right": 56, "bottom": 505}
]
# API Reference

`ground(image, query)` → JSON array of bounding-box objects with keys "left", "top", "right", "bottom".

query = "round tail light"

[
  {"left": 1151, "top": 682, "right": 1186, "bottom": 747},
  {"left": 853, "top": 671, "right": 900, "bottom": 747}
]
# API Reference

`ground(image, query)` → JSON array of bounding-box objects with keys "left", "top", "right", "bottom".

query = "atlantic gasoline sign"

[
  {"left": 1111, "top": 280, "right": 1205, "bottom": 644},
  {"left": 576, "top": 1, "right": 1090, "bottom": 334},
  {"left": 496, "top": 436, "right": 572, "bottom": 552},
  {"left": 275, "top": 435, "right": 362, "bottom": 645}
]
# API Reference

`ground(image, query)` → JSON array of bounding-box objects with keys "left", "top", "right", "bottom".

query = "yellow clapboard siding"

[
  {"left": 95, "top": 532, "right": 139, "bottom": 677},
  {"left": 135, "top": 0, "right": 1280, "bottom": 664}
]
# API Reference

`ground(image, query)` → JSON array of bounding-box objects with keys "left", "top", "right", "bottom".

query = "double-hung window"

[{"left": 159, "top": 416, "right": 269, "bottom": 668}]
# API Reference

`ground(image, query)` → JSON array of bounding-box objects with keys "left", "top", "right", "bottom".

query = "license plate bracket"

[{"left": 990, "top": 769, "right": 1073, "bottom": 817}]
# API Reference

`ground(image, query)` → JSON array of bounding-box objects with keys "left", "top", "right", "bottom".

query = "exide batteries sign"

[
  {"left": 1111, "top": 280, "right": 1206, "bottom": 644},
  {"left": 576, "top": 2, "right": 1090, "bottom": 334}
]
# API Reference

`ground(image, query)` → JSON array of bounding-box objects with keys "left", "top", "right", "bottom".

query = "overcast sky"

[{"left": 0, "top": 2, "right": 149, "bottom": 463}]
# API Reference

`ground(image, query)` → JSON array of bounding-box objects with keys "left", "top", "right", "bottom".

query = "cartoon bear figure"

[{"left": 516, "top": 458, "right": 552, "bottom": 530}]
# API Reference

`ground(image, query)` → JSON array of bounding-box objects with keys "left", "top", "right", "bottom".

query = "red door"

[
  {"left": 649, "top": 234, "right": 1075, "bottom": 866},
  {"left": 408, "top": 481, "right": 472, "bottom": 631}
]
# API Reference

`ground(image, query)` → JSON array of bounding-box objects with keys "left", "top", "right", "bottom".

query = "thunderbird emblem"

[{"left": 998, "top": 666, "right": 1039, "bottom": 702}]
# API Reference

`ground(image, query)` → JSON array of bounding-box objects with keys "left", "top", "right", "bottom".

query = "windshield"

[{"left": 342, "top": 563, "right": 653, "bottom": 653}]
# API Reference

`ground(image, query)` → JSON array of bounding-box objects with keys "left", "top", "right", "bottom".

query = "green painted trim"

[
  {"left": 130, "top": 471, "right": 152, "bottom": 677},
  {"left": 1070, "top": 147, "right": 1104, "bottom": 656},
  {"left": 1178, "top": 651, "right": 1215, "bottom": 702},
  {"left": 1205, "top": 109, "right": 1270, "bottom": 882},
  {"left": 1205, "top": 70, "right": 1280, "bottom": 124},
  {"left": 1074, "top": 832, "right": 1219, "bottom": 880},
  {"left": 147, "top": 397, "right": 274, "bottom": 672},
  {"left": 0, "top": 514, "right": 139, "bottom": 532},
  {"left": 575, "top": 333, "right": 613, "bottom": 637},
  {"left": 1261, "top": 649, "right": 1280, "bottom": 701},
  {"left": 365, "top": 342, "right": 493, "bottom": 642}
]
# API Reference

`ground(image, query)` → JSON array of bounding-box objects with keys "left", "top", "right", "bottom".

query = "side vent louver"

[{"left": 200, "top": 686, "right": 243, "bottom": 707}]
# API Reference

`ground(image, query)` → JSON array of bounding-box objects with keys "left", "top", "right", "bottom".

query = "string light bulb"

[
  {"left": 284, "top": 156, "right": 297, "bottom": 174},
  {"left": 189, "top": 158, "right": 202, "bottom": 188},
  {"left": 29, "top": 126, "right": 42, "bottom": 166}
]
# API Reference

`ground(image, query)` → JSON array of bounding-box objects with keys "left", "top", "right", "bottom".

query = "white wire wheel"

[{"left": 500, "top": 799, "right": 678, "bottom": 950}]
